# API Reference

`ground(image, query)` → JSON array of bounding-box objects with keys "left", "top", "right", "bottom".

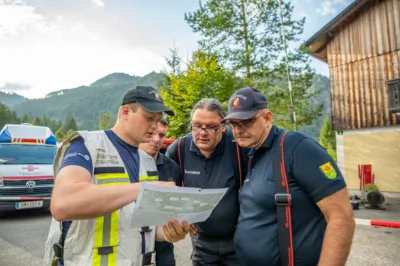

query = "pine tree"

[
  {"left": 319, "top": 115, "right": 337, "bottom": 161},
  {"left": 184, "top": 0, "right": 322, "bottom": 129},
  {"left": 0, "top": 103, "right": 20, "bottom": 128}
]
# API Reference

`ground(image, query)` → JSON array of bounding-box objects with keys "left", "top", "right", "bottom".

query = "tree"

[
  {"left": 61, "top": 114, "right": 78, "bottom": 132},
  {"left": 32, "top": 116, "right": 41, "bottom": 125},
  {"left": 164, "top": 41, "right": 182, "bottom": 77},
  {"left": 21, "top": 114, "right": 31, "bottom": 123},
  {"left": 319, "top": 115, "right": 337, "bottom": 161},
  {"left": 99, "top": 113, "right": 115, "bottom": 130},
  {"left": 184, "top": 0, "right": 322, "bottom": 130},
  {"left": 54, "top": 114, "right": 78, "bottom": 141},
  {"left": 157, "top": 43, "right": 183, "bottom": 99},
  {"left": 159, "top": 50, "right": 245, "bottom": 137},
  {"left": 0, "top": 103, "right": 20, "bottom": 128}
]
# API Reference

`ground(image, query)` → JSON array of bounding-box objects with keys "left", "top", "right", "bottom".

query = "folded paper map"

[{"left": 131, "top": 183, "right": 228, "bottom": 228}]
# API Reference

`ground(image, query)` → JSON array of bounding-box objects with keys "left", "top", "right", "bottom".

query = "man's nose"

[
  {"left": 152, "top": 134, "right": 160, "bottom": 142},
  {"left": 199, "top": 129, "right": 208, "bottom": 136}
]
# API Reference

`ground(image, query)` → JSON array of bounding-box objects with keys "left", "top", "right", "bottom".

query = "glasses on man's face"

[
  {"left": 226, "top": 114, "right": 263, "bottom": 129},
  {"left": 191, "top": 124, "right": 222, "bottom": 134}
]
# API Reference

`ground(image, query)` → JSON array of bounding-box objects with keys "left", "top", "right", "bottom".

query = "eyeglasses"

[
  {"left": 226, "top": 114, "right": 263, "bottom": 129},
  {"left": 191, "top": 124, "right": 222, "bottom": 134}
]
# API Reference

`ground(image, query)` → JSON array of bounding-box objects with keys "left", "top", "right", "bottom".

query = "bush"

[{"left": 364, "top": 184, "right": 379, "bottom": 192}]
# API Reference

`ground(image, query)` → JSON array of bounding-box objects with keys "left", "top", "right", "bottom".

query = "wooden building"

[{"left": 304, "top": 0, "right": 400, "bottom": 192}]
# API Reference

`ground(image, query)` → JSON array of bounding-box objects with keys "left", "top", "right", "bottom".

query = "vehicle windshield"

[{"left": 0, "top": 144, "right": 57, "bottom": 164}]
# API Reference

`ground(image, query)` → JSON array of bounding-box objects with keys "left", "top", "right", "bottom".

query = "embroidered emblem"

[{"left": 319, "top": 162, "right": 337, "bottom": 179}]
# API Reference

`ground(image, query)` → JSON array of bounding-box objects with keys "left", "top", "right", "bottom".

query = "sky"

[{"left": 0, "top": 0, "right": 354, "bottom": 99}]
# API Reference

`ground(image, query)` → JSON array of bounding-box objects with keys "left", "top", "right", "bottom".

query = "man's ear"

[
  {"left": 265, "top": 111, "right": 273, "bottom": 124},
  {"left": 120, "top": 105, "right": 130, "bottom": 119}
]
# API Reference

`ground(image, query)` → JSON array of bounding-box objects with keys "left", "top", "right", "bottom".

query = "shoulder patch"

[{"left": 319, "top": 162, "right": 337, "bottom": 179}]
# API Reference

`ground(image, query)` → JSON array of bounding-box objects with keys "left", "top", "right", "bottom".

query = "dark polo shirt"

[
  {"left": 156, "top": 152, "right": 181, "bottom": 183},
  {"left": 234, "top": 125, "right": 347, "bottom": 266},
  {"left": 166, "top": 131, "right": 241, "bottom": 237},
  {"left": 154, "top": 153, "right": 181, "bottom": 266}
]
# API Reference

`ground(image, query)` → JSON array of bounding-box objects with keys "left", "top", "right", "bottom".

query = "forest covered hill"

[
  {"left": 0, "top": 91, "right": 28, "bottom": 107},
  {"left": 2, "top": 72, "right": 331, "bottom": 140},
  {"left": 10, "top": 72, "right": 163, "bottom": 130}
]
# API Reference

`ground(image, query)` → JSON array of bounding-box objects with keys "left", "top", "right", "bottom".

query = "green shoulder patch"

[{"left": 319, "top": 162, "right": 337, "bottom": 179}]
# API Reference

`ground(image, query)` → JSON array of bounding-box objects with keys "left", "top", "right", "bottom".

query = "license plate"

[{"left": 15, "top": 201, "right": 43, "bottom": 209}]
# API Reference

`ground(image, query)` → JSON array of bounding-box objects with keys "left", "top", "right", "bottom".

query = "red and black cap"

[{"left": 222, "top": 87, "right": 268, "bottom": 121}]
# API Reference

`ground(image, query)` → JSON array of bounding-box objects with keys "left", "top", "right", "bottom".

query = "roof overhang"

[{"left": 303, "top": 0, "right": 372, "bottom": 63}]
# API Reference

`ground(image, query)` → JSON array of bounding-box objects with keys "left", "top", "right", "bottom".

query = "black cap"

[
  {"left": 121, "top": 85, "right": 175, "bottom": 116},
  {"left": 222, "top": 87, "right": 268, "bottom": 121}
]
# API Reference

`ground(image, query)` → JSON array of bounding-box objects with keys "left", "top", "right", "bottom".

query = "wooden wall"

[{"left": 327, "top": 0, "right": 400, "bottom": 131}]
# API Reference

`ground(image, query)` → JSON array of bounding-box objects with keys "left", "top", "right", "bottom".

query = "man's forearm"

[
  {"left": 51, "top": 182, "right": 141, "bottom": 221},
  {"left": 318, "top": 218, "right": 355, "bottom": 266},
  {"left": 155, "top": 226, "right": 165, "bottom": 242}
]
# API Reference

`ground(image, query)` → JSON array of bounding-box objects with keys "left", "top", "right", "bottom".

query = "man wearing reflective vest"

[
  {"left": 139, "top": 113, "right": 181, "bottom": 266},
  {"left": 222, "top": 87, "right": 355, "bottom": 266},
  {"left": 44, "top": 85, "right": 190, "bottom": 266}
]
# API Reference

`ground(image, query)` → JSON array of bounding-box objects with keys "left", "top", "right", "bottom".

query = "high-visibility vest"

[{"left": 44, "top": 130, "right": 158, "bottom": 266}]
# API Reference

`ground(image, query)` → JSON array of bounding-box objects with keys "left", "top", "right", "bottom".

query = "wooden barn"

[{"left": 304, "top": 0, "right": 400, "bottom": 192}]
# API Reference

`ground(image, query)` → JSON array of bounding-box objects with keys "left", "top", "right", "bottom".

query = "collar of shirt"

[
  {"left": 247, "top": 125, "right": 279, "bottom": 157},
  {"left": 155, "top": 152, "right": 163, "bottom": 166}
]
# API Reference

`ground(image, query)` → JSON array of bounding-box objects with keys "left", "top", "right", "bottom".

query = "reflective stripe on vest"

[
  {"left": 139, "top": 170, "right": 159, "bottom": 182},
  {"left": 93, "top": 167, "right": 129, "bottom": 266}
]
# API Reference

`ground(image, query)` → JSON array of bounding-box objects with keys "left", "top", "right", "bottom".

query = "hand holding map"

[{"left": 131, "top": 183, "right": 228, "bottom": 228}]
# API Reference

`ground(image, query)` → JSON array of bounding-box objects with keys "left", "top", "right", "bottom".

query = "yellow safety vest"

[{"left": 44, "top": 130, "right": 158, "bottom": 266}]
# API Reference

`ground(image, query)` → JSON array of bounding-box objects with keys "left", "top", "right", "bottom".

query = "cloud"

[
  {"left": 0, "top": 0, "right": 167, "bottom": 99},
  {"left": 0, "top": 36, "right": 165, "bottom": 98},
  {"left": 316, "top": 0, "right": 350, "bottom": 16},
  {"left": 91, "top": 0, "right": 104, "bottom": 8},
  {"left": 0, "top": 82, "right": 31, "bottom": 91}
]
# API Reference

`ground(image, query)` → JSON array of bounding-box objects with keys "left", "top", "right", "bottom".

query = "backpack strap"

[
  {"left": 177, "top": 136, "right": 186, "bottom": 186},
  {"left": 273, "top": 130, "right": 294, "bottom": 266},
  {"left": 231, "top": 140, "right": 246, "bottom": 188}
]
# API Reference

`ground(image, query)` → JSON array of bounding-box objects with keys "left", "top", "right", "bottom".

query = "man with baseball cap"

[
  {"left": 222, "top": 87, "right": 355, "bottom": 266},
  {"left": 45, "top": 85, "right": 189, "bottom": 266},
  {"left": 139, "top": 113, "right": 181, "bottom": 266}
]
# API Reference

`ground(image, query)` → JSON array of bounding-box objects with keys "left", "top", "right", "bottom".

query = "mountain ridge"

[
  {"left": 0, "top": 91, "right": 29, "bottom": 107},
  {"left": 2, "top": 71, "right": 331, "bottom": 139},
  {"left": 11, "top": 71, "right": 163, "bottom": 129}
]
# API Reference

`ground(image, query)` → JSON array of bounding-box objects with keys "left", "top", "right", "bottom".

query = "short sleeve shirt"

[{"left": 234, "top": 125, "right": 347, "bottom": 266}]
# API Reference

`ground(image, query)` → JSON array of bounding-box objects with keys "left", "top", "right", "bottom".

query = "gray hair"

[{"left": 190, "top": 98, "right": 226, "bottom": 123}]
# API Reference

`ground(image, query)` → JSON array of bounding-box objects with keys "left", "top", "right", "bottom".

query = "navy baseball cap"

[
  {"left": 222, "top": 87, "right": 268, "bottom": 121},
  {"left": 121, "top": 85, "right": 175, "bottom": 116}
]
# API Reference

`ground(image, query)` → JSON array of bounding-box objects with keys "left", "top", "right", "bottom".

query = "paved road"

[{"left": 0, "top": 201, "right": 399, "bottom": 266}]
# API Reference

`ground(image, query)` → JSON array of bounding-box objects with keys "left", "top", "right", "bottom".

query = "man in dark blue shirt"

[
  {"left": 139, "top": 113, "right": 181, "bottom": 266},
  {"left": 166, "top": 98, "right": 247, "bottom": 266},
  {"left": 222, "top": 87, "right": 355, "bottom": 266}
]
